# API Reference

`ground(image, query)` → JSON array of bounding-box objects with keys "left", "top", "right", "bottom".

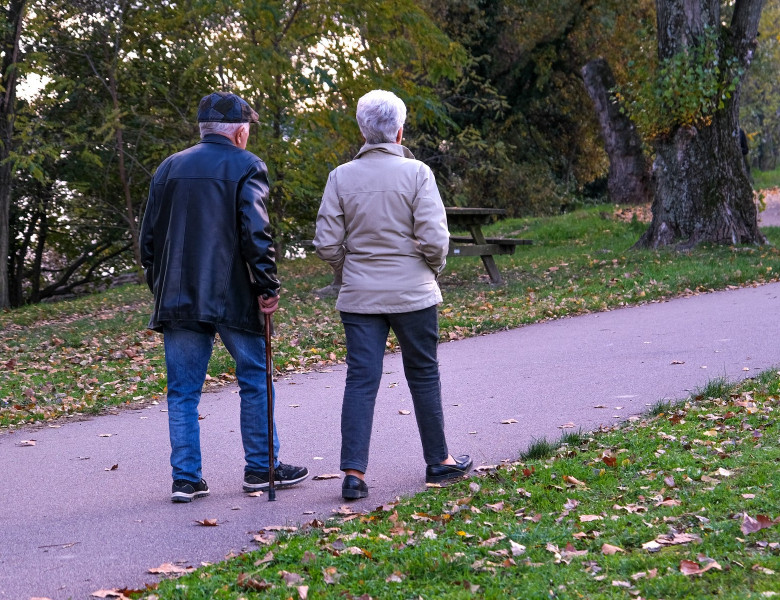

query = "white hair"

[
  {"left": 199, "top": 121, "right": 249, "bottom": 139},
  {"left": 356, "top": 90, "right": 406, "bottom": 144}
]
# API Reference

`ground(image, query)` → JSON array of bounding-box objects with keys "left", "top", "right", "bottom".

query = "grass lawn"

[
  {"left": 136, "top": 371, "right": 780, "bottom": 600},
  {"left": 753, "top": 166, "right": 780, "bottom": 191},
  {"left": 2, "top": 205, "right": 780, "bottom": 429}
]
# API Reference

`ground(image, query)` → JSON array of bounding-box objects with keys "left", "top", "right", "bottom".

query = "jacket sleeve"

[
  {"left": 313, "top": 171, "right": 346, "bottom": 275},
  {"left": 139, "top": 179, "right": 157, "bottom": 292},
  {"left": 238, "top": 160, "right": 280, "bottom": 297},
  {"left": 412, "top": 164, "right": 449, "bottom": 274}
]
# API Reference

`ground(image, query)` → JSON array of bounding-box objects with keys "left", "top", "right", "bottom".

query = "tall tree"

[
  {"left": 740, "top": 1, "right": 780, "bottom": 171},
  {"left": 631, "top": 0, "right": 765, "bottom": 248},
  {"left": 0, "top": 0, "right": 25, "bottom": 309},
  {"left": 581, "top": 57, "right": 652, "bottom": 205}
]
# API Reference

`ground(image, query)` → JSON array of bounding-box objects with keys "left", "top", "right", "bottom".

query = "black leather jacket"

[{"left": 140, "top": 134, "right": 279, "bottom": 333}]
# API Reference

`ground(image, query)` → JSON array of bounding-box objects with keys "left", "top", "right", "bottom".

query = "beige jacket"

[{"left": 314, "top": 143, "right": 449, "bottom": 314}]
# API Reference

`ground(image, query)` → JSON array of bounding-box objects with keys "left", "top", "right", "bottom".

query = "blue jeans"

[
  {"left": 163, "top": 324, "right": 280, "bottom": 482},
  {"left": 340, "top": 306, "right": 449, "bottom": 473}
]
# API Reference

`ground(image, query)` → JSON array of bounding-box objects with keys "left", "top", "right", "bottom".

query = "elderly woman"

[{"left": 314, "top": 90, "right": 472, "bottom": 500}]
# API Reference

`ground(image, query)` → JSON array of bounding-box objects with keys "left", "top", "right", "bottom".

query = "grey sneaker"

[
  {"left": 171, "top": 478, "right": 209, "bottom": 503},
  {"left": 243, "top": 463, "right": 309, "bottom": 491}
]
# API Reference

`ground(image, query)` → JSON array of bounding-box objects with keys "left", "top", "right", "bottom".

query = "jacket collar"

[
  {"left": 199, "top": 133, "right": 237, "bottom": 147},
  {"left": 355, "top": 142, "right": 415, "bottom": 160}
]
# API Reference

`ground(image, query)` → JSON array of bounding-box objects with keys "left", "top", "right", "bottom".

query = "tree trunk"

[
  {"left": 0, "top": 0, "right": 25, "bottom": 309},
  {"left": 636, "top": 0, "right": 766, "bottom": 249},
  {"left": 581, "top": 58, "right": 652, "bottom": 206}
]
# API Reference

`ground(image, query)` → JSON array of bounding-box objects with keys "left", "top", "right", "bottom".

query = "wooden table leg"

[{"left": 469, "top": 225, "right": 503, "bottom": 284}]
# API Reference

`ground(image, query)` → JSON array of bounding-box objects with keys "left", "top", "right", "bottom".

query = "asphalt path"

[{"left": 2, "top": 282, "right": 780, "bottom": 600}]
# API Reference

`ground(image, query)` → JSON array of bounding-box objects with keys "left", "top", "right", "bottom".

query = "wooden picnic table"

[{"left": 446, "top": 207, "right": 532, "bottom": 284}]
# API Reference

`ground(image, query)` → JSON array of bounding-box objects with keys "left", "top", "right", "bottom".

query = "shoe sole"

[
  {"left": 342, "top": 488, "right": 368, "bottom": 500},
  {"left": 242, "top": 473, "right": 309, "bottom": 492},
  {"left": 425, "top": 469, "right": 472, "bottom": 484},
  {"left": 171, "top": 490, "right": 210, "bottom": 503}
]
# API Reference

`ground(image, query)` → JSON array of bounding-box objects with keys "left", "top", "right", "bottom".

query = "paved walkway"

[{"left": 2, "top": 282, "right": 779, "bottom": 600}]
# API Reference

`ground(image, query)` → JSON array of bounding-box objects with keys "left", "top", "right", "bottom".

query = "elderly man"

[
  {"left": 140, "top": 91, "right": 308, "bottom": 502},
  {"left": 314, "top": 89, "right": 472, "bottom": 500}
]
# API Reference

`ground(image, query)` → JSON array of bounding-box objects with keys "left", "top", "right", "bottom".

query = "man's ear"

[{"left": 395, "top": 127, "right": 403, "bottom": 144}]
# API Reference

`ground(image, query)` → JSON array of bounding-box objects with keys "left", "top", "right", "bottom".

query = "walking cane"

[{"left": 264, "top": 311, "right": 276, "bottom": 501}]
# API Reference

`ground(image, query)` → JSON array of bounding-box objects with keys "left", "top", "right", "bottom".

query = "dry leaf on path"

[
  {"left": 148, "top": 562, "right": 194, "bottom": 575},
  {"left": 195, "top": 518, "right": 218, "bottom": 526},
  {"left": 501, "top": 419, "right": 518, "bottom": 424},
  {"left": 18, "top": 440, "right": 36, "bottom": 446},
  {"left": 312, "top": 473, "right": 341, "bottom": 480}
]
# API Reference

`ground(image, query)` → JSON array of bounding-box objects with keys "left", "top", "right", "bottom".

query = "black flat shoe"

[
  {"left": 342, "top": 474, "right": 368, "bottom": 500},
  {"left": 425, "top": 455, "right": 473, "bottom": 483}
]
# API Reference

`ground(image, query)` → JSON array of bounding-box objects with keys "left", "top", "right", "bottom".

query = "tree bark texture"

[
  {"left": 0, "top": 0, "right": 25, "bottom": 308},
  {"left": 581, "top": 58, "right": 652, "bottom": 206},
  {"left": 638, "top": 0, "right": 766, "bottom": 249}
]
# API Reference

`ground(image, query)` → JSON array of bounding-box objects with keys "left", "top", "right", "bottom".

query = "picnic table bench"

[{"left": 446, "top": 207, "right": 532, "bottom": 284}]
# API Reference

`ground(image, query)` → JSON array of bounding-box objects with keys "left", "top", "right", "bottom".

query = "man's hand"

[{"left": 259, "top": 293, "right": 280, "bottom": 315}]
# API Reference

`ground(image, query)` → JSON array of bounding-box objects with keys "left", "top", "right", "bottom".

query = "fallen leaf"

[
  {"left": 312, "top": 473, "right": 341, "bottom": 480},
  {"left": 298, "top": 585, "right": 309, "bottom": 599},
  {"left": 280, "top": 570, "right": 304, "bottom": 586},
  {"left": 18, "top": 440, "right": 36, "bottom": 447},
  {"left": 680, "top": 558, "right": 722, "bottom": 575},
  {"left": 741, "top": 513, "right": 780, "bottom": 535},
  {"left": 148, "top": 563, "right": 194, "bottom": 575},
  {"left": 398, "top": 409, "right": 411, "bottom": 415},
  {"left": 602, "top": 543, "right": 625, "bottom": 555},
  {"left": 501, "top": 419, "right": 518, "bottom": 424},
  {"left": 386, "top": 571, "right": 405, "bottom": 583},
  {"left": 237, "top": 572, "right": 273, "bottom": 590},
  {"left": 323, "top": 566, "right": 342, "bottom": 584},
  {"left": 105, "top": 464, "right": 119, "bottom": 471},
  {"left": 509, "top": 540, "right": 526, "bottom": 556},
  {"left": 558, "top": 422, "right": 576, "bottom": 429},
  {"left": 752, "top": 563, "right": 776, "bottom": 575},
  {"left": 563, "top": 475, "right": 587, "bottom": 487},
  {"left": 580, "top": 515, "right": 602, "bottom": 522},
  {"left": 671, "top": 360, "right": 685, "bottom": 365},
  {"left": 195, "top": 518, "right": 218, "bottom": 526},
  {"left": 248, "top": 490, "right": 264, "bottom": 497},
  {"left": 98, "top": 434, "right": 112, "bottom": 438}
]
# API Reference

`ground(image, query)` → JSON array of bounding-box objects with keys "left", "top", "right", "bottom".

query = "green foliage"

[
  {"left": 415, "top": 0, "right": 655, "bottom": 214},
  {"left": 741, "top": 2, "right": 780, "bottom": 170},
  {"left": 618, "top": 27, "right": 744, "bottom": 139}
]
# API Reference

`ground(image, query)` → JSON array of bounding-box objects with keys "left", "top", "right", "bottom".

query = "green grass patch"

[
  {"left": 753, "top": 166, "right": 780, "bottom": 191},
  {"left": 3, "top": 205, "right": 780, "bottom": 428},
  {"left": 137, "top": 370, "right": 780, "bottom": 599}
]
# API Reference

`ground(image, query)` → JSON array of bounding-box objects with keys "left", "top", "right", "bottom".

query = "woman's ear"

[{"left": 395, "top": 127, "right": 403, "bottom": 144}]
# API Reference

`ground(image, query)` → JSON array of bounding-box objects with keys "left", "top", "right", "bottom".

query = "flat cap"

[{"left": 197, "top": 91, "right": 259, "bottom": 123}]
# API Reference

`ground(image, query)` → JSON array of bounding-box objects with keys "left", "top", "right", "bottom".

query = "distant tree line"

[{"left": 0, "top": 0, "right": 773, "bottom": 307}]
